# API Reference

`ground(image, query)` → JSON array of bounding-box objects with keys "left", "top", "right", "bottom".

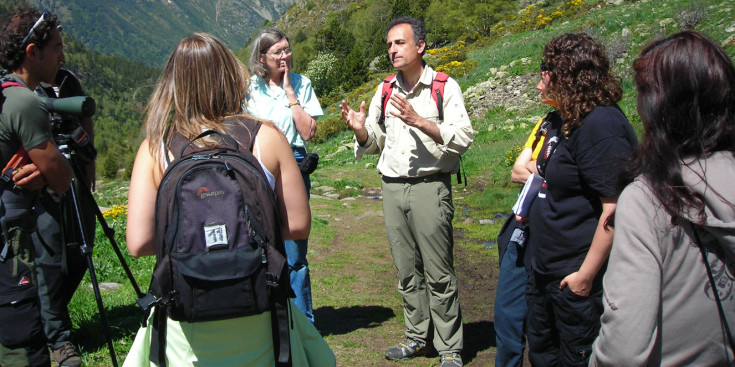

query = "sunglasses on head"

[{"left": 21, "top": 11, "right": 53, "bottom": 46}]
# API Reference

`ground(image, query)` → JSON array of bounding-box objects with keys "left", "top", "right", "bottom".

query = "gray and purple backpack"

[{"left": 139, "top": 116, "right": 292, "bottom": 367}]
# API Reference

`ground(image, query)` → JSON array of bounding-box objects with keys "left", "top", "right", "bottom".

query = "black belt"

[{"left": 382, "top": 172, "right": 450, "bottom": 184}]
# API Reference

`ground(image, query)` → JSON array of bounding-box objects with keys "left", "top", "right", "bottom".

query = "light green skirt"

[{"left": 123, "top": 302, "right": 335, "bottom": 367}]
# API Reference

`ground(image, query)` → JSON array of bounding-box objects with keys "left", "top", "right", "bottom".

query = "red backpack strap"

[
  {"left": 379, "top": 74, "right": 396, "bottom": 125},
  {"left": 431, "top": 72, "right": 449, "bottom": 121},
  {"left": 1, "top": 82, "right": 24, "bottom": 89},
  {"left": 0, "top": 81, "right": 27, "bottom": 115}
]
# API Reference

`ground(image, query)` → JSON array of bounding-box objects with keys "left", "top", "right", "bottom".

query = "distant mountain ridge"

[{"left": 29, "top": 0, "right": 297, "bottom": 67}]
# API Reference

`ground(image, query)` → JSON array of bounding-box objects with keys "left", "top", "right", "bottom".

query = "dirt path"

[{"left": 308, "top": 191, "right": 498, "bottom": 366}]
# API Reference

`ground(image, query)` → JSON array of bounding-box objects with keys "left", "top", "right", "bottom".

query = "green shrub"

[
  {"left": 305, "top": 52, "right": 339, "bottom": 97},
  {"left": 102, "top": 154, "right": 118, "bottom": 179},
  {"left": 124, "top": 155, "right": 134, "bottom": 181},
  {"left": 313, "top": 113, "right": 345, "bottom": 144},
  {"left": 426, "top": 41, "right": 478, "bottom": 77},
  {"left": 436, "top": 60, "right": 478, "bottom": 77}
]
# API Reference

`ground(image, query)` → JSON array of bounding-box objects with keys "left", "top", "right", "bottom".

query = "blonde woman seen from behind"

[{"left": 123, "top": 33, "right": 334, "bottom": 367}]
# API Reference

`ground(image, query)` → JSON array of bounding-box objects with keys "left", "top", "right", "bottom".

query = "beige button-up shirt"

[{"left": 354, "top": 65, "right": 474, "bottom": 178}]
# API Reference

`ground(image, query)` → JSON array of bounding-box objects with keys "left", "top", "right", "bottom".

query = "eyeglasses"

[
  {"left": 540, "top": 61, "right": 550, "bottom": 72},
  {"left": 264, "top": 48, "right": 292, "bottom": 58},
  {"left": 21, "top": 11, "right": 51, "bottom": 46}
]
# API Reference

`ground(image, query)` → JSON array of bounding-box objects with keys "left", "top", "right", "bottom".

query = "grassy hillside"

[{"left": 24, "top": 0, "right": 735, "bottom": 365}]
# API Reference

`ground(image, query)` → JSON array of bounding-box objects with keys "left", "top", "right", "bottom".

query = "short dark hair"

[
  {"left": 248, "top": 28, "right": 290, "bottom": 79},
  {"left": 621, "top": 31, "right": 735, "bottom": 222},
  {"left": 0, "top": 10, "right": 60, "bottom": 71},
  {"left": 386, "top": 16, "right": 426, "bottom": 52}
]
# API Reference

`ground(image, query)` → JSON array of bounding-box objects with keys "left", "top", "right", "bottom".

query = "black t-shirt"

[
  {"left": 529, "top": 105, "right": 637, "bottom": 277},
  {"left": 55, "top": 68, "right": 85, "bottom": 98}
]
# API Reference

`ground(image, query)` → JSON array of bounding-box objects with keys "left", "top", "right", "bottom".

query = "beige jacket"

[{"left": 354, "top": 65, "right": 474, "bottom": 178}]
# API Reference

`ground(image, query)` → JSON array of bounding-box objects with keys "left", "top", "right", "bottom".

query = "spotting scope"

[{"left": 40, "top": 96, "right": 96, "bottom": 117}]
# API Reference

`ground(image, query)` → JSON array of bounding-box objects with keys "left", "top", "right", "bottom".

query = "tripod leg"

[
  {"left": 70, "top": 164, "right": 145, "bottom": 299},
  {"left": 83, "top": 253, "right": 119, "bottom": 367},
  {"left": 68, "top": 178, "right": 119, "bottom": 367},
  {"left": 90, "top": 204, "right": 145, "bottom": 298}
]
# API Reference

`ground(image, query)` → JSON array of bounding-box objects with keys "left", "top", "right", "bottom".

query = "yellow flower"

[{"left": 102, "top": 204, "right": 128, "bottom": 220}]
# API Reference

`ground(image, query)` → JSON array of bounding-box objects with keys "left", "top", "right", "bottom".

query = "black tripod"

[{"left": 55, "top": 131, "right": 144, "bottom": 367}]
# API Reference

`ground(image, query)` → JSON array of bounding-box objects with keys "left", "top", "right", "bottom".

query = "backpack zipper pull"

[
  {"left": 253, "top": 230, "right": 267, "bottom": 263},
  {"left": 217, "top": 155, "right": 233, "bottom": 171}
]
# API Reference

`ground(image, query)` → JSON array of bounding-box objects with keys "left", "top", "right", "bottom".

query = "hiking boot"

[
  {"left": 384, "top": 338, "right": 427, "bottom": 360},
  {"left": 51, "top": 342, "right": 82, "bottom": 367},
  {"left": 440, "top": 353, "right": 463, "bottom": 367}
]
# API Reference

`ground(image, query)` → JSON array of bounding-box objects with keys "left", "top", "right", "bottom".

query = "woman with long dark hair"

[
  {"left": 524, "top": 33, "right": 637, "bottom": 366},
  {"left": 590, "top": 31, "right": 735, "bottom": 366}
]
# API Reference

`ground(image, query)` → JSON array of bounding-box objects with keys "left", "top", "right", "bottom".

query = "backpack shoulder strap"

[
  {"left": 1, "top": 81, "right": 25, "bottom": 89},
  {"left": 378, "top": 75, "right": 397, "bottom": 125},
  {"left": 0, "top": 74, "right": 25, "bottom": 89},
  {"left": 429, "top": 72, "right": 464, "bottom": 184},
  {"left": 530, "top": 114, "right": 552, "bottom": 153},
  {"left": 149, "top": 306, "right": 169, "bottom": 367},
  {"left": 166, "top": 128, "right": 188, "bottom": 162},
  {"left": 271, "top": 299, "right": 292, "bottom": 366},
  {"left": 0, "top": 80, "right": 27, "bottom": 114},
  {"left": 431, "top": 72, "right": 449, "bottom": 121},
  {"left": 225, "top": 116, "right": 262, "bottom": 153},
  {"left": 165, "top": 116, "right": 262, "bottom": 162}
]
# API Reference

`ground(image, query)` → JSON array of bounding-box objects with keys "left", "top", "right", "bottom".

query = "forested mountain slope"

[
  {"left": 0, "top": 1, "right": 160, "bottom": 170},
  {"left": 28, "top": 0, "right": 296, "bottom": 67}
]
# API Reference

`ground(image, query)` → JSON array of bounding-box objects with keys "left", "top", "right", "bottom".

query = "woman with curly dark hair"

[
  {"left": 524, "top": 33, "right": 637, "bottom": 366},
  {"left": 590, "top": 31, "right": 735, "bottom": 366}
]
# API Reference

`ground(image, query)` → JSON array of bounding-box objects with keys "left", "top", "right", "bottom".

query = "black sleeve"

[
  {"left": 55, "top": 69, "right": 85, "bottom": 98},
  {"left": 572, "top": 106, "right": 636, "bottom": 198}
]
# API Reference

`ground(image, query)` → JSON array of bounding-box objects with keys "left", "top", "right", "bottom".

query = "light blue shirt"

[{"left": 247, "top": 73, "right": 323, "bottom": 148}]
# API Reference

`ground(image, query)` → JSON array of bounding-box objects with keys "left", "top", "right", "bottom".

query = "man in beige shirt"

[{"left": 340, "top": 16, "right": 473, "bottom": 367}]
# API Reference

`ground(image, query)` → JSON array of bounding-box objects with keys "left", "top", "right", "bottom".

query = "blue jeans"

[
  {"left": 494, "top": 242, "right": 528, "bottom": 367},
  {"left": 289, "top": 147, "right": 313, "bottom": 322}
]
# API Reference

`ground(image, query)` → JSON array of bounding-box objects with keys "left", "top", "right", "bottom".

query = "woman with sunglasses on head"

[
  {"left": 590, "top": 31, "right": 735, "bottom": 366},
  {"left": 524, "top": 33, "right": 637, "bottom": 366},
  {"left": 246, "top": 28, "right": 323, "bottom": 323},
  {"left": 124, "top": 33, "right": 334, "bottom": 366}
]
